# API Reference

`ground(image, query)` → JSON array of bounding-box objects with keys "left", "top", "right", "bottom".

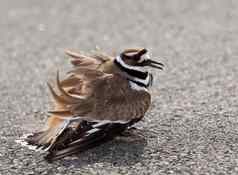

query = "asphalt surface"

[{"left": 1, "top": 0, "right": 238, "bottom": 174}]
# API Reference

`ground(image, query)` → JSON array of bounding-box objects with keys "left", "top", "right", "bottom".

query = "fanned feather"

[{"left": 56, "top": 71, "right": 82, "bottom": 103}]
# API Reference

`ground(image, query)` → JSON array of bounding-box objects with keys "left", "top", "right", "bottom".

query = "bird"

[{"left": 20, "top": 48, "right": 164, "bottom": 161}]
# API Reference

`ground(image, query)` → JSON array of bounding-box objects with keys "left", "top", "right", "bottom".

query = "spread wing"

[
  {"left": 42, "top": 68, "right": 151, "bottom": 161},
  {"left": 65, "top": 50, "right": 112, "bottom": 70},
  {"left": 23, "top": 50, "right": 152, "bottom": 161},
  {"left": 48, "top": 68, "right": 151, "bottom": 123},
  {"left": 45, "top": 118, "right": 141, "bottom": 162}
]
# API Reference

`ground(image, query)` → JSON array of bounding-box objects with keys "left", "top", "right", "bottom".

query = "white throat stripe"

[{"left": 115, "top": 55, "right": 152, "bottom": 87}]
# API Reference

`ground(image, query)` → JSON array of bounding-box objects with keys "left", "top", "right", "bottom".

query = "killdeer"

[{"left": 20, "top": 48, "right": 164, "bottom": 161}]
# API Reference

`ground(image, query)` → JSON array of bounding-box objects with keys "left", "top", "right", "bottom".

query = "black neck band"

[
  {"left": 114, "top": 59, "right": 148, "bottom": 80},
  {"left": 129, "top": 73, "right": 153, "bottom": 88}
]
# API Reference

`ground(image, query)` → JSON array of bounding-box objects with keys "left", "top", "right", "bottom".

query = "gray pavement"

[{"left": 1, "top": 0, "right": 238, "bottom": 174}]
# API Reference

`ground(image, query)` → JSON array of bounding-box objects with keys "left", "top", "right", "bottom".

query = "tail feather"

[
  {"left": 45, "top": 123, "right": 128, "bottom": 162},
  {"left": 45, "top": 128, "right": 107, "bottom": 161},
  {"left": 17, "top": 119, "right": 71, "bottom": 152},
  {"left": 16, "top": 118, "right": 142, "bottom": 162}
]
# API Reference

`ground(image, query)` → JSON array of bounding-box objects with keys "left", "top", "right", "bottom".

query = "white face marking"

[
  {"left": 116, "top": 56, "right": 147, "bottom": 73},
  {"left": 138, "top": 53, "right": 150, "bottom": 63}
]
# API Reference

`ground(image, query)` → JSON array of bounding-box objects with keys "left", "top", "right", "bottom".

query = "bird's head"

[
  {"left": 114, "top": 48, "right": 164, "bottom": 88},
  {"left": 119, "top": 48, "right": 164, "bottom": 70}
]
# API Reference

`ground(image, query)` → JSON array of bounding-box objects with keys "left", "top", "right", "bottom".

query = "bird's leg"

[
  {"left": 119, "top": 127, "right": 137, "bottom": 137},
  {"left": 118, "top": 118, "right": 142, "bottom": 137}
]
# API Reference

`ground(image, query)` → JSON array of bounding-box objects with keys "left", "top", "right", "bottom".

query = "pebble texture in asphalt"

[{"left": 1, "top": 0, "right": 238, "bottom": 174}]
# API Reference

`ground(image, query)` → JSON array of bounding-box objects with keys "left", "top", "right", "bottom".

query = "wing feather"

[
  {"left": 47, "top": 68, "right": 150, "bottom": 127},
  {"left": 65, "top": 50, "right": 112, "bottom": 69},
  {"left": 66, "top": 71, "right": 151, "bottom": 122}
]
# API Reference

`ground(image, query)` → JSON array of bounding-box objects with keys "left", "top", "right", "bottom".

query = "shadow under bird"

[{"left": 18, "top": 48, "right": 164, "bottom": 162}]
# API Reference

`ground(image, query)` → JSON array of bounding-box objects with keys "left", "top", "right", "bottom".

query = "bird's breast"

[{"left": 93, "top": 89, "right": 151, "bottom": 122}]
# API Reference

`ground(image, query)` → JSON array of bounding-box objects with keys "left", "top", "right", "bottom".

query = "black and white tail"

[{"left": 45, "top": 119, "right": 140, "bottom": 162}]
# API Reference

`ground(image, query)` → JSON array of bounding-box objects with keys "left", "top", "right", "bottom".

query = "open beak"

[{"left": 141, "top": 59, "right": 164, "bottom": 70}]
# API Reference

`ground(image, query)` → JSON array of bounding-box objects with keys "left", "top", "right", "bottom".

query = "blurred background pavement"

[{"left": 1, "top": 0, "right": 238, "bottom": 174}]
